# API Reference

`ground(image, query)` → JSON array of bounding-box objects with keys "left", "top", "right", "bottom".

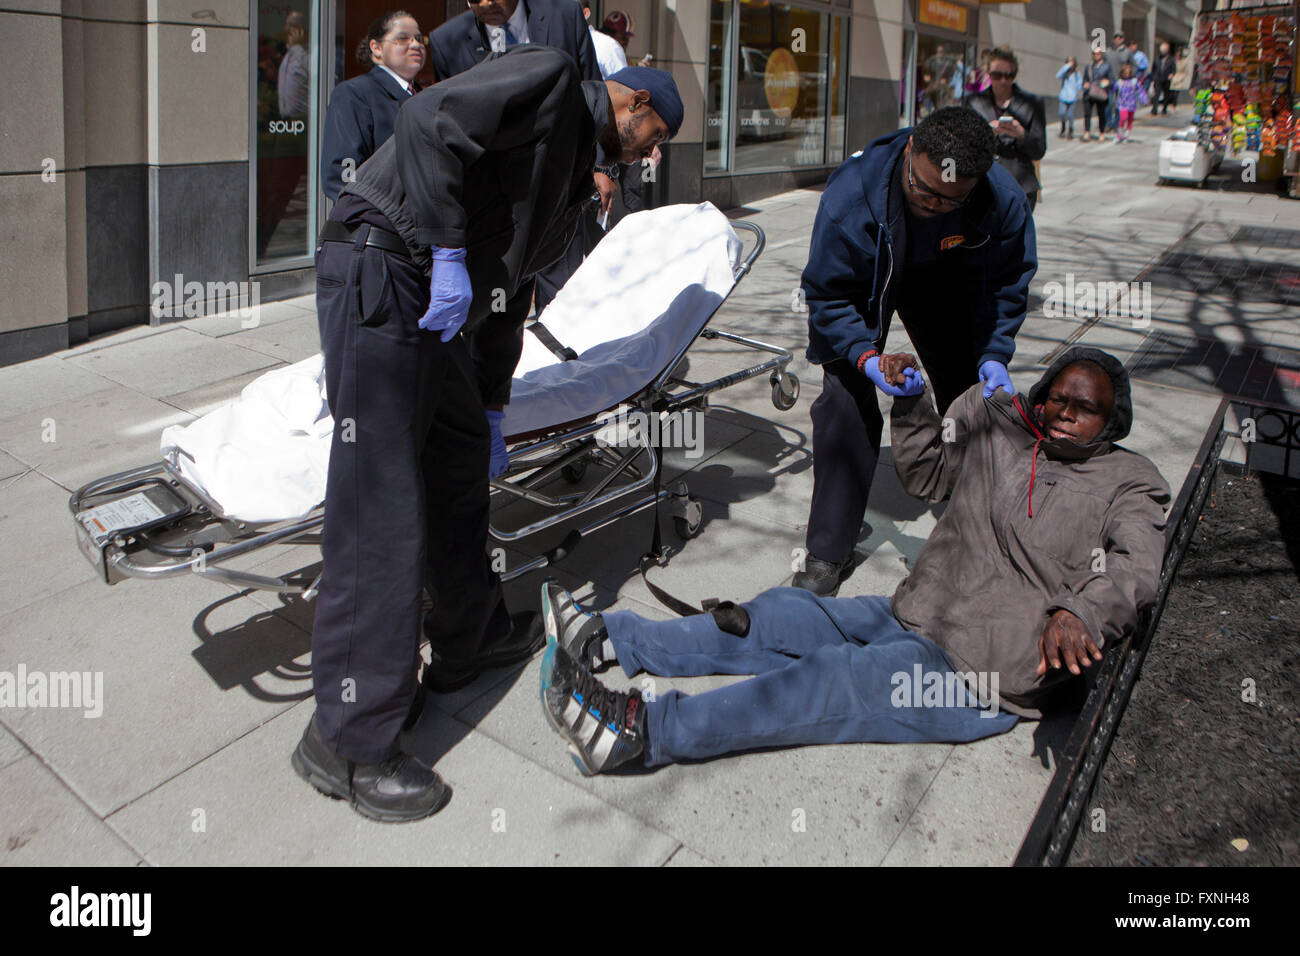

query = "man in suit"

[
  {"left": 294, "top": 47, "right": 684, "bottom": 822},
  {"left": 429, "top": 0, "right": 599, "bottom": 81},
  {"left": 429, "top": 0, "right": 606, "bottom": 316},
  {"left": 321, "top": 11, "right": 426, "bottom": 201}
]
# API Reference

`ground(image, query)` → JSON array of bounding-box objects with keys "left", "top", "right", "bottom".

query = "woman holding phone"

[{"left": 967, "top": 47, "right": 1047, "bottom": 211}]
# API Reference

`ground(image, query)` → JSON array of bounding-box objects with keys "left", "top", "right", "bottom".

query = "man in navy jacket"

[{"left": 795, "top": 106, "right": 1037, "bottom": 596}]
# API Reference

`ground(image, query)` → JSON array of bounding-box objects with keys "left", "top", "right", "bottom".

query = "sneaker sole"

[{"left": 537, "top": 647, "right": 602, "bottom": 777}]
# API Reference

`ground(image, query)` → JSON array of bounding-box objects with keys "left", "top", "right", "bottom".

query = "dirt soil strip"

[{"left": 1070, "top": 467, "right": 1300, "bottom": 866}]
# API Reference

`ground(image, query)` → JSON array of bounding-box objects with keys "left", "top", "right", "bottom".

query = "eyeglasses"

[
  {"left": 988, "top": 70, "right": 1016, "bottom": 80},
  {"left": 907, "top": 154, "right": 972, "bottom": 209},
  {"left": 384, "top": 32, "right": 427, "bottom": 47}
]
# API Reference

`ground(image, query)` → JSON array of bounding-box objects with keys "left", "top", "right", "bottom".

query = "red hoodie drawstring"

[{"left": 1013, "top": 396, "right": 1045, "bottom": 518}]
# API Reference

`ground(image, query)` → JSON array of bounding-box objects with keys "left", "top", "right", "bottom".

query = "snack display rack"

[{"left": 1191, "top": 0, "right": 1298, "bottom": 190}]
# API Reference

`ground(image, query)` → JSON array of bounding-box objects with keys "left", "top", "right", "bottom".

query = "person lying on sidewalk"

[{"left": 536, "top": 346, "right": 1171, "bottom": 774}]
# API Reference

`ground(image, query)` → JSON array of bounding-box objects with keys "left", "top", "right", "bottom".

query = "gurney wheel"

[
  {"left": 562, "top": 461, "right": 588, "bottom": 484},
  {"left": 771, "top": 372, "right": 799, "bottom": 411},
  {"left": 673, "top": 495, "right": 703, "bottom": 540}
]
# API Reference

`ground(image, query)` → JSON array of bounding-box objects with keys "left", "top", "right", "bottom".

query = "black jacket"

[
  {"left": 340, "top": 46, "right": 607, "bottom": 404},
  {"left": 320, "top": 67, "right": 414, "bottom": 200},
  {"left": 968, "top": 86, "right": 1047, "bottom": 195},
  {"left": 428, "top": 0, "right": 599, "bottom": 82},
  {"left": 1154, "top": 53, "right": 1177, "bottom": 84}
]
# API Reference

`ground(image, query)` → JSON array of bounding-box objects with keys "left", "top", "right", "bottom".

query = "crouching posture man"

[{"left": 537, "top": 347, "right": 1170, "bottom": 773}]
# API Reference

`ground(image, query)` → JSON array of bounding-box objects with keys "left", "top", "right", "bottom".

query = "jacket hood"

[{"left": 1027, "top": 346, "right": 1133, "bottom": 443}]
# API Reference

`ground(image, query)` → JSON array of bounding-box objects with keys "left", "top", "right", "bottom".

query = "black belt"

[{"left": 318, "top": 220, "right": 412, "bottom": 259}]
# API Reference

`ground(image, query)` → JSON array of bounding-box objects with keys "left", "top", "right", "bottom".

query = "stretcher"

[{"left": 69, "top": 203, "right": 795, "bottom": 596}]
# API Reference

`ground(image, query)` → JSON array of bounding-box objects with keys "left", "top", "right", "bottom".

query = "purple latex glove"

[
  {"left": 978, "top": 360, "right": 1015, "bottom": 398},
  {"left": 485, "top": 409, "right": 509, "bottom": 479},
  {"left": 862, "top": 355, "right": 924, "bottom": 397},
  {"left": 419, "top": 246, "right": 472, "bottom": 342}
]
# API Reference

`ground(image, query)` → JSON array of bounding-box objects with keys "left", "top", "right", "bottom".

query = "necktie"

[{"left": 504, "top": 25, "right": 518, "bottom": 47}]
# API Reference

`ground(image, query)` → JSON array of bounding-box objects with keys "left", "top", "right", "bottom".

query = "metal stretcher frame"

[{"left": 68, "top": 220, "right": 792, "bottom": 595}]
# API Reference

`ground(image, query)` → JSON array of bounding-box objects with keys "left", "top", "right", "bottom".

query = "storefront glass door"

[{"left": 251, "top": 0, "right": 320, "bottom": 269}]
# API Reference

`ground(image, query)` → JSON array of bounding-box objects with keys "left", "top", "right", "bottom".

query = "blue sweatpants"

[{"left": 605, "top": 588, "right": 1018, "bottom": 767}]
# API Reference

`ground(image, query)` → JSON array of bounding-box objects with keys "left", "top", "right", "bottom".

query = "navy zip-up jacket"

[{"left": 801, "top": 127, "right": 1037, "bottom": 372}]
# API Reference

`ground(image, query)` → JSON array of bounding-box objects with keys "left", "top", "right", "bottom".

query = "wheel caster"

[
  {"left": 770, "top": 371, "right": 799, "bottom": 410},
  {"left": 668, "top": 486, "right": 703, "bottom": 539}
]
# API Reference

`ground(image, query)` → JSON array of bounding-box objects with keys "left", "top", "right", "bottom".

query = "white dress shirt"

[
  {"left": 377, "top": 63, "right": 414, "bottom": 95},
  {"left": 487, "top": 2, "right": 530, "bottom": 53},
  {"left": 589, "top": 26, "right": 628, "bottom": 79}
]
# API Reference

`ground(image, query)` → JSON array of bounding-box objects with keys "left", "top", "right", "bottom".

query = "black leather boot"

[
  {"left": 291, "top": 714, "right": 450, "bottom": 823},
  {"left": 791, "top": 554, "right": 851, "bottom": 597},
  {"left": 423, "top": 610, "right": 546, "bottom": 693}
]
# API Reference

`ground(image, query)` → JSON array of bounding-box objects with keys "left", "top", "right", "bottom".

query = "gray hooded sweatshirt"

[{"left": 887, "top": 348, "right": 1171, "bottom": 717}]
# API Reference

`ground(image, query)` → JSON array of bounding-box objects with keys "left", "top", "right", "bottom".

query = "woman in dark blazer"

[
  {"left": 321, "top": 11, "right": 425, "bottom": 200},
  {"left": 967, "top": 47, "right": 1047, "bottom": 211}
]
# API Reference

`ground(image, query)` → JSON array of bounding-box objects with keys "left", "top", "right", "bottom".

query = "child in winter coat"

[{"left": 1114, "top": 63, "right": 1148, "bottom": 142}]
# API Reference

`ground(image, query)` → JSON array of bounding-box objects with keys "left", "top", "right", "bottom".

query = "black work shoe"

[
  {"left": 539, "top": 645, "right": 646, "bottom": 776},
  {"left": 423, "top": 610, "right": 546, "bottom": 693},
  {"left": 791, "top": 554, "right": 852, "bottom": 597},
  {"left": 290, "top": 714, "right": 450, "bottom": 823},
  {"left": 541, "top": 581, "right": 608, "bottom": 670}
]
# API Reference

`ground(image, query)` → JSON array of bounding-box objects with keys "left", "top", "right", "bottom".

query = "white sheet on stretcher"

[
  {"left": 159, "top": 202, "right": 742, "bottom": 523},
  {"left": 160, "top": 356, "right": 332, "bottom": 523}
]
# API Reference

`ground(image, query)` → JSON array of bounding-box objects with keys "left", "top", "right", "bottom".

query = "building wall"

[{"left": 0, "top": 0, "right": 250, "bottom": 367}]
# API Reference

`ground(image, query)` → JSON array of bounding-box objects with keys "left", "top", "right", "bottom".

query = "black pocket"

[{"left": 355, "top": 249, "right": 392, "bottom": 328}]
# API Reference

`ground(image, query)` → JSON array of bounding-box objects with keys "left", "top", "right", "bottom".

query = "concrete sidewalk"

[{"left": 2, "top": 110, "right": 1296, "bottom": 865}]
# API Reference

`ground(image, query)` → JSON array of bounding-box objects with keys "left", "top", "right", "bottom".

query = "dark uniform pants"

[
  {"left": 805, "top": 297, "right": 982, "bottom": 565},
  {"left": 312, "top": 229, "right": 511, "bottom": 764}
]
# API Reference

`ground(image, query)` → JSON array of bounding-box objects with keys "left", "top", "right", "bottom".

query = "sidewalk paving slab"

[
  {"left": 0, "top": 575, "right": 308, "bottom": 817},
  {"left": 0, "top": 470, "right": 99, "bottom": 618},
  {"left": 107, "top": 700, "right": 680, "bottom": 867},
  {"left": 64, "top": 328, "right": 280, "bottom": 399},
  {"left": 452, "top": 652, "right": 953, "bottom": 866},
  {"left": 0, "top": 385, "right": 195, "bottom": 492},
  {"left": 0, "top": 755, "right": 144, "bottom": 866},
  {"left": 0, "top": 724, "right": 28, "bottom": 770},
  {"left": 0, "top": 355, "right": 120, "bottom": 420}
]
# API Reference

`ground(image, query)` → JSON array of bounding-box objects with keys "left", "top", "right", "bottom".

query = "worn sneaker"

[
  {"left": 540, "top": 645, "right": 646, "bottom": 775},
  {"left": 540, "top": 581, "right": 608, "bottom": 670}
]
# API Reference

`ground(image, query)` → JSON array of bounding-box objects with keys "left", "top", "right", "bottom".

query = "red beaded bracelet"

[{"left": 856, "top": 349, "right": 880, "bottom": 373}]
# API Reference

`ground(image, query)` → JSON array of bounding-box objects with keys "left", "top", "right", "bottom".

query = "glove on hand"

[
  {"left": 862, "top": 355, "right": 925, "bottom": 397},
  {"left": 419, "top": 247, "right": 472, "bottom": 341},
  {"left": 978, "top": 360, "right": 1015, "bottom": 398}
]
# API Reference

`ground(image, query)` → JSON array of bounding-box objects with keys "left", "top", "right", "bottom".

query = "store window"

[
  {"left": 252, "top": 0, "right": 320, "bottom": 269},
  {"left": 899, "top": 0, "right": 977, "bottom": 127},
  {"left": 706, "top": 0, "right": 849, "bottom": 175}
]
